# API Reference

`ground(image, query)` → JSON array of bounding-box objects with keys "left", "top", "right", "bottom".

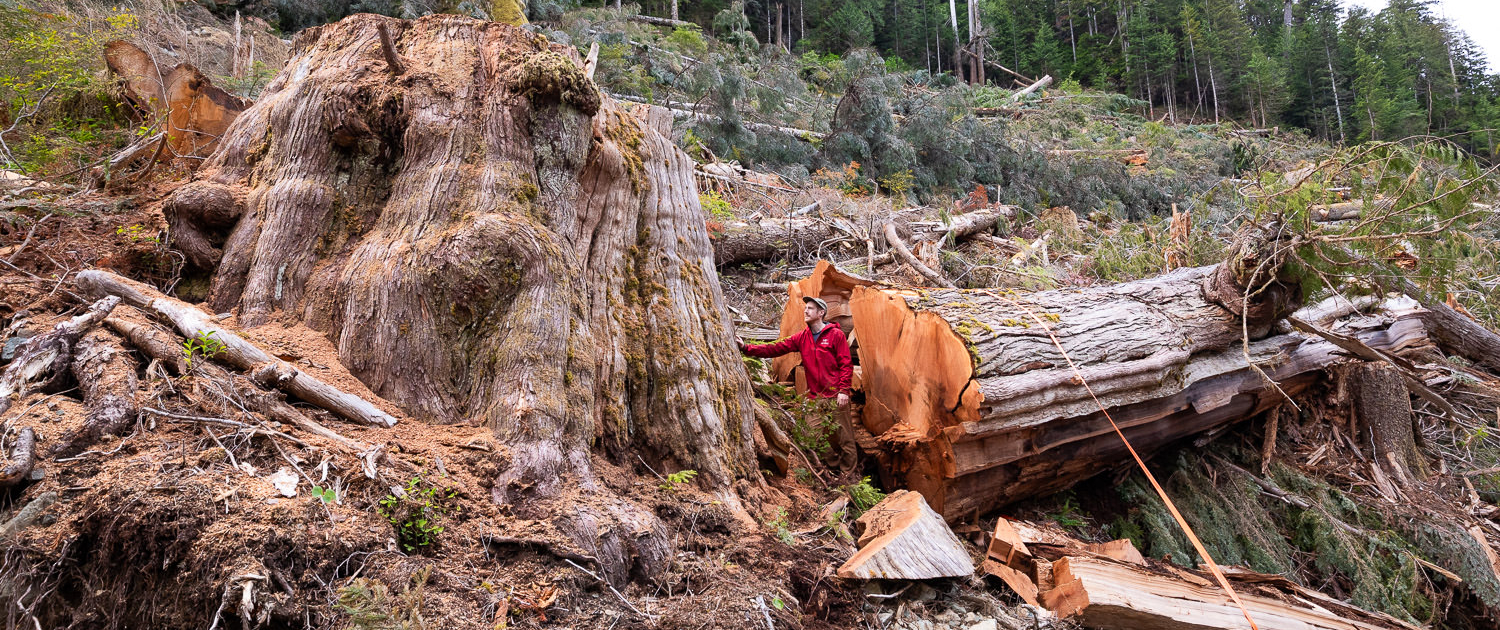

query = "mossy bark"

[{"left": 162, "top": 14, "right": 756, "bottom": 584}]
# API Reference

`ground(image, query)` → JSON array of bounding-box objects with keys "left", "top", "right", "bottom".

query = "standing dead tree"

[{"left": 157, "top": 14, "right": 757, "bottom": 584}]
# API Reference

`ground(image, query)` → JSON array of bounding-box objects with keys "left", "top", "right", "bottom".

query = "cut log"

[
  {"left": 1013, "top": 75, "right": 1052, "bottom": 100},
  {"left": 104, "top": 41, "right": 249, "bottom": 160},
  {"left": 49, "top": 329, "right": 139, "bottom": 458},
  {"left": 0, "top": 427, "right": 37, "bottom": 487},
  {"left": 75, "top": 270, "right": 398, "bottom": 428},
  {"left": 626, "top": 14, "right": 695, "bottom": 28},
  {"left": 1042, "top": 556, "right": 1418, "bottom": 630},
  {"left": 0, "top": 296, "right": 119, "bottom": 416},
  {"left": 713, "top": 216, "right": 848, "bottom": 267},
  {"left": 1396, "top": 278, "right": 1500, "bottom": 374},
  {"left": 768, "top": 261, "right": 875, "bottom": 383},
  {"left": 835, "top": 490, "right": 974, "bottom": 580},
  {"left": 845, "top": 260, "right": 1433, "bottom": 520}
]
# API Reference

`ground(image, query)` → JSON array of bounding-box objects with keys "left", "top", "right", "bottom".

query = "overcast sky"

[{"left": 1342, "top": 0, "right": 1499, "bottom": 71}]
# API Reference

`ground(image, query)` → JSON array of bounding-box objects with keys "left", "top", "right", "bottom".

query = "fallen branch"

[
  {"left": 1013, "top": 75, "right": 1052, "bottom": 100},
  {"left": 48, "top": 330, "right": 139, "bottom": 458},
  {"left": 0, "top": 427, "right": 37, "bottom": 487},
  {"left": 0, "top": 296, "right": 120, "bottom": 415},
  {"left": 106, "top": 315, "right": 371, "bottom": 452},
  {"left": 75, "top": 270, "right": 398, "bottom": 428},
  {"left": 883, "top": 222, "right": 954, "bottom": 288},
  {"left": 5, "top": 212, "right": 51, "bottom": 264}
]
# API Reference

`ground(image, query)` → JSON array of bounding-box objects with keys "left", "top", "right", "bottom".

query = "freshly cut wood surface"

[
  {"left": 835, "top": 490, "right": 974, "bottom": 580},
  {"left": 981, "top": 559, "right": 1039, "bottom": 606},
  {"left": 769, "top": 261, "right": 874, "bottom": 382},
  {"left": 1045, "top": 557, "right": 1417, "bottom": 630},
  {"left": 847, "top": 263, "right": 1430, "bottom": 520}
]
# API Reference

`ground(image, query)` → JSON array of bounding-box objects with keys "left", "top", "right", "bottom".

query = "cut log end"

[{"left": 836, "top": 490, "right": 973, "bottom": 580}]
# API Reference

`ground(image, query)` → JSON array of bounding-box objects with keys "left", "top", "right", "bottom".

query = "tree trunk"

[
  {"left": 1350, "top": 363, "right": 1424, "bottom": 485},
  {"left": 843, "top": 262, "right": 1437, "bottom": 520},
  {"left": 159, "top": 14, "right": 756, "bottom": 584}
]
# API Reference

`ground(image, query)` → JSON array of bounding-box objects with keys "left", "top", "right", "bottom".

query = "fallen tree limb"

[
  {"left": 104, "top": 315, "right": 371, "bottom": 452},
  {"left": 882, "top": 222, "right": 955, "bottom": 288},
  {"left": 0, "top": 427, "right": 37, "bottom": 487},
  {"left": 75, "top": 270, "right": 398, "bottom": 428},
  {"left": 48, "top": 330, "right": 140, "bottom": 458},
  {"left": 1013, "top": 75, "right": 1052, "bottom": 100},
  {"left": 626, "top": 14, "right": 694, "bottom": 28},
  {"left": 1310, "top": 198, "right": 1393, "bottom": 222},
  {"left": 713, "top": 216, "right": 847, "bottom": 266},
  {"left": 608, "top": 92, "right": 826, "bottom": 141},
  {"left": 0, "top": 296, "right": 120, "bottom": 416},
  {"left": 1396, "top": 279, "right": 1500, "bottom": 374}
]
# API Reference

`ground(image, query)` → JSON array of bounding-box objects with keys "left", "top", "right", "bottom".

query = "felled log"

[
  {"left": 1013, "top": 75, "right": 1052, "bottom": 100},
  {"left": 1043, "top": 556, "right": 1418, "bottom": 630},
  {"left": 713, "top": 216, "right": 847, "bottom": 266},
  {"left": 842, "top": 257, "right": 1430, "bottom": 520},
  {"left": 835, "top": 490, "right": 973, "bottom": 579},
  {"left": 75, "top": 270, "right": 398, "bottom": 428},
  {"left": 104, "top": 40, "right": 249, "bottom": 160},
  {"left": 626, "top": 14, "right": 695, "bottom": 28},
  {"left": 0, "top": 296, "right": 119, "bottom": 415},
  {"left": 1309, "top": 198, "right": 1394, "bottom": 222}
]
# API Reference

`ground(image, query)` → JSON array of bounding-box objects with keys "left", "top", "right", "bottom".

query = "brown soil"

[{"left": 0, "top": 192, "right": 880, "bottom": 630}]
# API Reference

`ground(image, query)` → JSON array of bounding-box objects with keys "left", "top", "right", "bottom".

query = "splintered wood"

[
  {"left": 835, "top": 490, "right": 973, "bottom": 580},
  {"left": 971, "top": 518, "right": 1419, "bottom": 630}
]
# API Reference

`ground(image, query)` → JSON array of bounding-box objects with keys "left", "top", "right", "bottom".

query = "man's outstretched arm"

[{"left": 741, "top": 330, "right": 805, "bottom": 358}]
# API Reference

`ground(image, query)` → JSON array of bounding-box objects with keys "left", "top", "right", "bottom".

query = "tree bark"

[
  {"left": 158, "top": 14, "right": 756, "bottom": 583},
  {"left": 0, "top": 296, "right": 119, "bottom": 416},
  {"left": 1351, "top": 363, "right": 1424, "bottom": 485},
  {"left": 847, "top": 255, "right": 1323, "bottom": 519},
  {"left": 48, "top": 330, "right": 139, "bottom": 459}
]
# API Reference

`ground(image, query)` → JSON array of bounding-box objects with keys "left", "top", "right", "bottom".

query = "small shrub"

[
  {"left": 699, "top": 189, "right": 734, "bottom": 220},
  {"left": 659, "top": 469, "right": 698, "bottom": 492},
  {"left": 765, "top": 507, "right": 795, "bottom": 545},
  {"left": 181, "top": 331, "right": 226, "bottom": 370},
  {"left": 846, "top": 476, "right": 885, "bottom": 514},
  {"left": 378, "top": 475, "right": 458, "bottom": 552}
]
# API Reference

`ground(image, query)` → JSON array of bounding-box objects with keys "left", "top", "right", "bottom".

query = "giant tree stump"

[{"left": 160, "top": 14, "right": 756, "bottom": 583}]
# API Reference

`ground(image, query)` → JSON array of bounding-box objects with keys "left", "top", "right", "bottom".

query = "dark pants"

[{"left": 811, "top": 397, "right": 858, "bottom": 470}]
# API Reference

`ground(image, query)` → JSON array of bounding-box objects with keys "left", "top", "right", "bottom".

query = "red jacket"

[{"left": 744, "top": 323, "right": 853, "bottom": 398}]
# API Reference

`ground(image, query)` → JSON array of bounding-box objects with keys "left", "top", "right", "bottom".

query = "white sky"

[{"left": 1342, "top": 0, "right": 1500, "bottom": 71}]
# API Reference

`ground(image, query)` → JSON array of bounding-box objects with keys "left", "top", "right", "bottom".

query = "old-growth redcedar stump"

[
  {"left": 161, "top": 14, "right": 756, "bottom": 583},
  {"left": 849, "top": 263, "right": 1429, "bottom": 521}
]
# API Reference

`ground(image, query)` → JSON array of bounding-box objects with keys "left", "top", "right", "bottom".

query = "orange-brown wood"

[
  {"left": 770, "top": 260, "right": 875, "bottom": 382},
  {"left": 1084, "top": 539, "right": 1147, "bottom": 566},
  {"left": 982, "top": 559, "right": 1040, "bottom": 606},
  {"left": 987, "top": 518, "right": 1033, "bottom": 568}
]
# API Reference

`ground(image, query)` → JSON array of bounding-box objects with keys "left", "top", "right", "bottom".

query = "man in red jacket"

[{"left": 740, "top": 296, "right": 857, "bottom": 470}]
